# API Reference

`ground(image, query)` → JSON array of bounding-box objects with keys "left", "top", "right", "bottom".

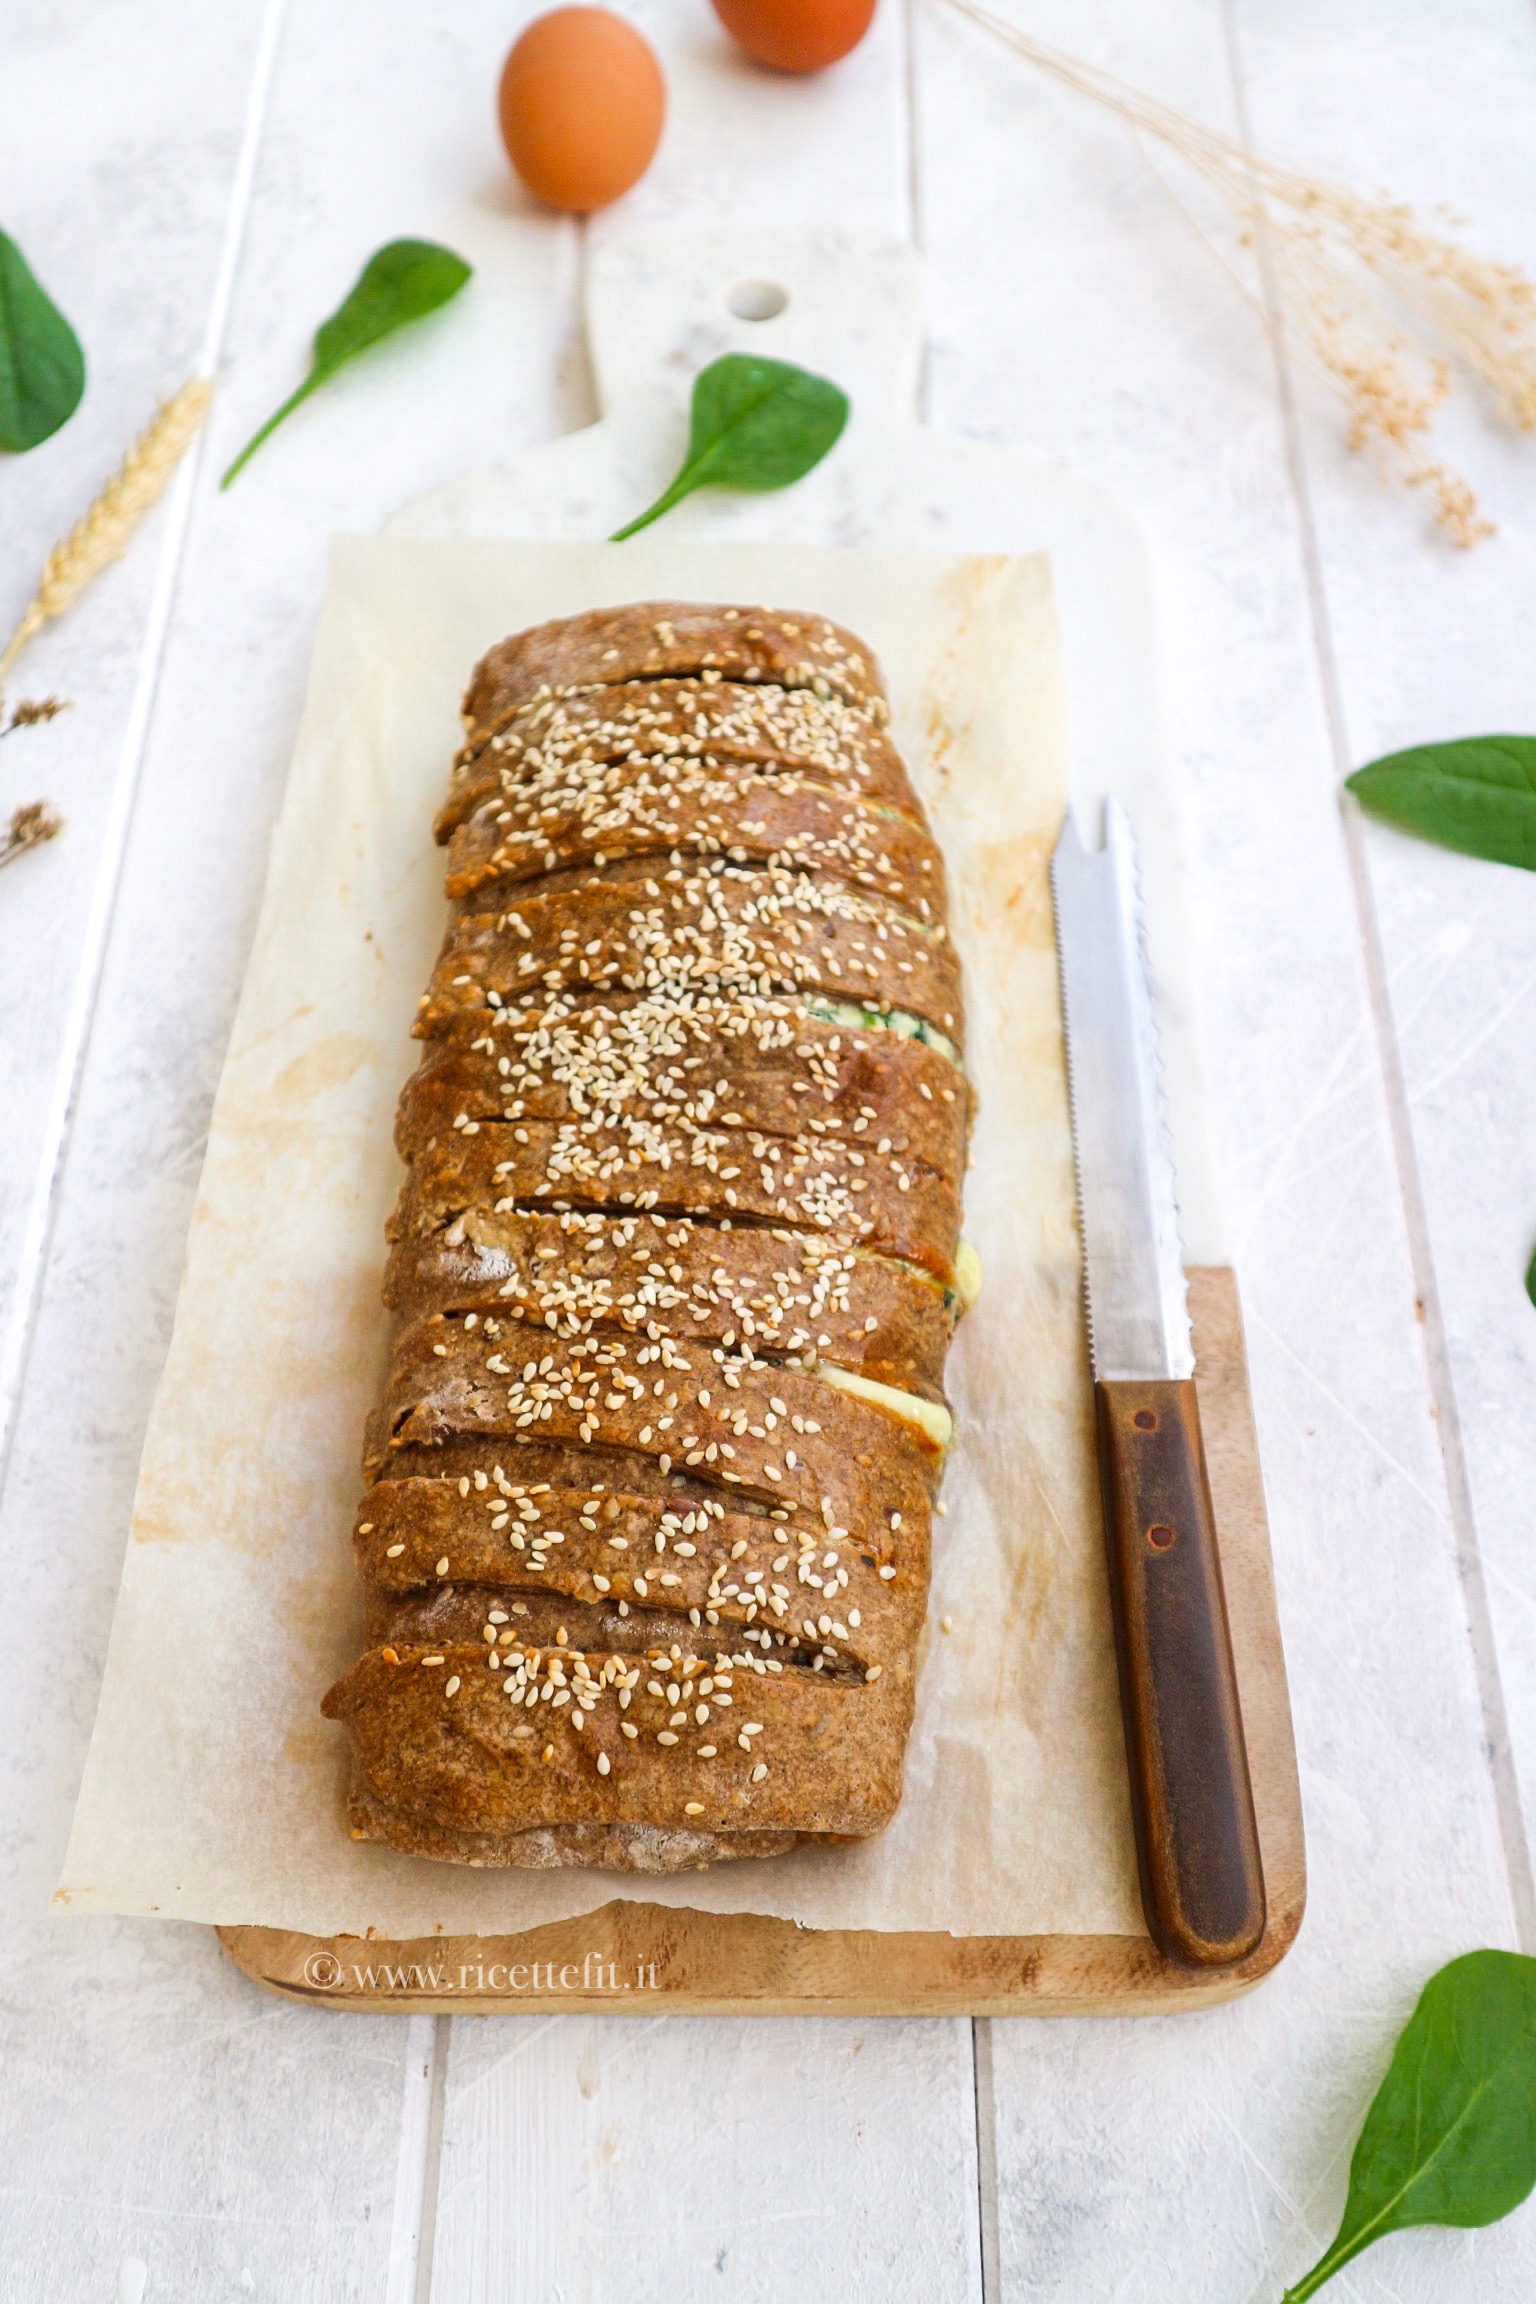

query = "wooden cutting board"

[{"left": 218, "top": 229, "right": 1302, "bottom": 2013}]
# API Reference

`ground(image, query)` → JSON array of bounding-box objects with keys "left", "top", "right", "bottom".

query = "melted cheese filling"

[
  {"left": 952, "top": 1240, "right": 982, "bottom": 1309},
  {"left": 816, "top": 1363, "right": 953, "bottom": 1450}
]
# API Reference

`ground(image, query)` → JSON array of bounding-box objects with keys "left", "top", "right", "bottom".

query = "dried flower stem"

[
  {"left": 943, "top": 0, "right": 1536, "bottom": 542},
  {"left": 0, "top": 378, "right": 212, "bottom": 709},
  {"left": 0, "top": 697, "right": 70, "bottom": 742},
  {"left": 0, "top": 801, "right": 64, "bottom": 872}
]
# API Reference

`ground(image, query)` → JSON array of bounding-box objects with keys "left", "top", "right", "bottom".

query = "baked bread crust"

[
  {"left": 380, "top": 1207, "right": 959, "bottom": 1394},
  {"left": 404, "top": 992, "right": 968, "bottom": 1174},
  {"left": 321, "top": 603, "right": 969, "bottom": 1871},
  {"left": 460, "top": 603, "right": 886, "bottom": 735},
  {"left": 438, "top": 676, "right": 916, "bottom": 839},
  {"left": 443, "top": 762, "right": 947, "bottom": 922},
  {"left": 424, "top": 861, "right": 963, "bottom": 1036}
]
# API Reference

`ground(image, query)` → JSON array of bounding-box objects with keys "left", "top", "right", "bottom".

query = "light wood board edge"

[{"left": 219, "top": 1267, "right": 1305, "bottom": 2016}]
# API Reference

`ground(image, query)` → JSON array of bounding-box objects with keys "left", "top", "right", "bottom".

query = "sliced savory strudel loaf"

[{"left": 322, "top": 603, "right": 973, "bottom": 1871}]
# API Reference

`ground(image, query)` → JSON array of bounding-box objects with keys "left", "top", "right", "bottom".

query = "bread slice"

[
  {"left": 438, "top": 676, "right": 916, "bottom": 838},
  {"left": 405, "top": 990, "right": 968, "bottom": 1173},
  {"left": 460, "top": 603, "right": 887, "bottom": 736},
  {"left": 380, "top": 1205, "right": 960, "bottom": 1394},
  {"left": 444, "top": 761, "right": 947, "bottom": 925},
  {"left": 322, "top": 603, "right": 970, "bottom": 1871},
  {"left": 389, "top": 1115, "right": 962, "bottom": 1280},
  {"left": 423, "top": 859, "right": 962, "bottom": 1038}
]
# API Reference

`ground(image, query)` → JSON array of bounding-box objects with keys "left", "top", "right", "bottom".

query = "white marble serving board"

[{"left": 390, "top": 223, "right": 1228, "bottom": 1260}]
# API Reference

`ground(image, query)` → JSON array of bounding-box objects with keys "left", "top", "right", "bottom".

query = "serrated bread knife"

[{"left": 1051, "top": 800, "right": 1265, "bottom": 1968}]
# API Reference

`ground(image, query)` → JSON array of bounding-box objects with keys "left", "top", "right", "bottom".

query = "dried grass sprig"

[
  {"left": 0, "top": 800, "right": 64, "bottom": 872},
  {"left": 943, "top": 0, "right": 1535, "bottom": 542},
  {"left": 0, "top": 378, "right": 211, "bottom": 709},
  {"left": 0, "top": 696, "right": 70, "bottom": 741}
]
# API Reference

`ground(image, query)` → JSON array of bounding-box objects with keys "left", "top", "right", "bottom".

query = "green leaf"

[
  {"left": 611, "top": 353, "right": 849, "bottom": 540},
  {"left": 1347, "top": 737, "right": 1536, "bottom": 870},
  {"left": 1525, "top": 1244, "right": 1536, "bottom": 1310},
  {"left": 220, "top": 238, "right": 471, "bottom": 488},
  {"left": 0, "top": 230, "right": 85, "bottom": 453},
  {"left": 1283, "top": 1950, "right": 1536, "bottom": 2301}
]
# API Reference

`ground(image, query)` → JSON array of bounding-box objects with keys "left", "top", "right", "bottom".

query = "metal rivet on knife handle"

[{"left": 1096, "top": 1375, "right": 1265, "bottom": 1965}]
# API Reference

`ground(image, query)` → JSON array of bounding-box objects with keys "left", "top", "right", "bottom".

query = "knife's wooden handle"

[{"left": 1096, "top": 1377, "right": 1266, "bottom": 1966}]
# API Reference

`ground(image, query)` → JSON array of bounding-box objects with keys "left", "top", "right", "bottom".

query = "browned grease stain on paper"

[
  {"left": 914, "top": 556, "right": 1017, "bottom": 804},
  {"left": 256, "top": 1030, "right": 373, "bottom": 1118},
  {"left": 283, "top": 1718, "right": 334, "bottom": 1772},
  {"left": 133, "top": 1267, "right": 388, "bottom": 1559},
  {"left": 967, "top": 832, "right": 1056, "bottom": 958}
]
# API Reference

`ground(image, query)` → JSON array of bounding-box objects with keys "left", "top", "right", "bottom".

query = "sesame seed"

[
  {"left": 684, "top": 1801, "right": 705, "bottom": 1815},
  {"left": 346, "top": 631, "right": 959, "bottom": 1835}
]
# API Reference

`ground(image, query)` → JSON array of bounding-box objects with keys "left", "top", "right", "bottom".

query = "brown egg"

[
  {"left": 499, "top": 8, "right": 666, "bottom": 213},
  {"left": 712, "top": 0, "right": 875, "bottom": 73}
]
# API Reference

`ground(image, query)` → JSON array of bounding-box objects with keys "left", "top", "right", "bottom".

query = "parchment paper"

[{"left": 58, "top": 537, "right": 1143, "bottom": 1938}]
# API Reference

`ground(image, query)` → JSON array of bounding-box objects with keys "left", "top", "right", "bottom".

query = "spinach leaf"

[
  {"left": 1283, "top": 1950, "right": 1536, "bottom": 2300},
  {"left": 611, "top": 353, "right": 849, "bottom": 539},
  {"left": 0, "top": 231, "right": 85, "bottom": 453},
  {"left": 220, "top": 238, "right": 471, "bottom": 488},
  {"left": 1347, "top": 737, "right": 1536, "bottom": 870}
]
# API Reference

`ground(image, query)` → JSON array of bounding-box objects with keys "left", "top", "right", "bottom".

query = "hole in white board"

[{"left": 727, "top": 279, "right": 788, "bottom": 322}]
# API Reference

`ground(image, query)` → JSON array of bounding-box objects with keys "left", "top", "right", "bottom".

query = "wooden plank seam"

[
  {"left": 0, "top": 0, "right": 290, "bottom": 1489},
  {"left": 1218, "top": 0, "right": 1536, "bottom": 1956}
]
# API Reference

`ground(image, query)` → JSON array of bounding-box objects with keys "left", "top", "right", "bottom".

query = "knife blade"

[{"left": 1052, "top": 800, "right": 1265, "bottom": 1967}]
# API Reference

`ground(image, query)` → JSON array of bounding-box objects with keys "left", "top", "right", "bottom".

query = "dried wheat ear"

[
  {"left": 0, "top": 379, "right": 211, "bottom": 710},
  {"left": 950, "top": 0, "right": 1536, "bottom": 544}
]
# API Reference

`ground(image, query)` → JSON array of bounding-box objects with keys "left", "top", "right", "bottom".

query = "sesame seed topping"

[{"left": 343, "top": 609, "right": 963, "bottom": 1847}]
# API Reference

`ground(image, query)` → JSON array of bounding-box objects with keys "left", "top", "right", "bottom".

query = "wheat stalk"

[
  {"left": 943, "top": 0, "right": 1536, "bottom": 543},
  {"left": 0, "top": 800, "right": 64, "bottom": 873},
  {"left": 0, "top": 378, "right": 212, "bottom": 708}
]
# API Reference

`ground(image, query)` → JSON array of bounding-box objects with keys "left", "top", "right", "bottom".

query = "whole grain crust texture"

[{"left": 321, "top": 601, "right": 973, "bottom": 1871}]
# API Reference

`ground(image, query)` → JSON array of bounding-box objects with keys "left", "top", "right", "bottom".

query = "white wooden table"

[{"left": 4, "top": 1, "right": 1536, "bottom": 2296}]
